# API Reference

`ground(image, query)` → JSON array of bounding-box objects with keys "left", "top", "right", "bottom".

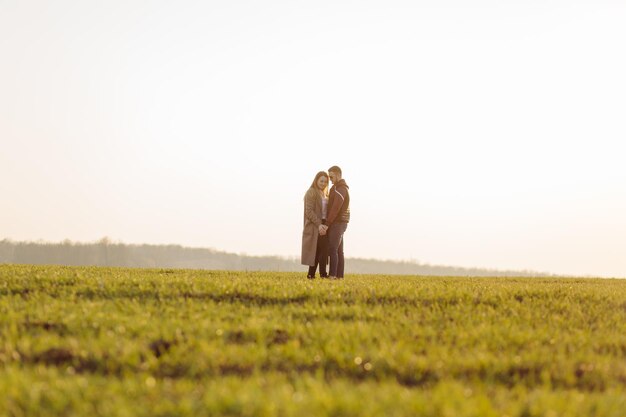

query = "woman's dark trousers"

[
  {"left": 307, "top": 233, "right": 328, "bottom": 278},
  {"left": 328, "top": 222, "right": 347, "bottom": 278}
]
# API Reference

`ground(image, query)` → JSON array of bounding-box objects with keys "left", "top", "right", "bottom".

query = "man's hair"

[{"left": 328, "top": 166, "right": 342, "bottom": 175}]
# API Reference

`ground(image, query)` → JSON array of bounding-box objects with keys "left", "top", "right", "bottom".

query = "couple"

[{"left": 301, "top": 165, "right": 350, "bottom": 280}]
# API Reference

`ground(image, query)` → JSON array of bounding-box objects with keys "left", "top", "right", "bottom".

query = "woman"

[{"left": 301, "top": 171, "right": 329, "bottom": 279}]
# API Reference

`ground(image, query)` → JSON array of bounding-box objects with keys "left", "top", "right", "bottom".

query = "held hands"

[{"left": 318, "top": 224, "right": 329, "bottom": 236}]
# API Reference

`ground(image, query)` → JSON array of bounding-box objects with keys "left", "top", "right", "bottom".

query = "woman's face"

[{"left": 317, "top": 175, "right": 328, "bottom": 190}]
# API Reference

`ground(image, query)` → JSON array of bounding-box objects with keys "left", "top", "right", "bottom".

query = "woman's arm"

[{"left": 304, "top": 189, "right": 322, "bottom": 227}]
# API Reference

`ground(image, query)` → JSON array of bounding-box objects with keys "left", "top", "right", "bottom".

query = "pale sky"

[{"left": 1, "top": 0, "right": 625, "bottom": 277}]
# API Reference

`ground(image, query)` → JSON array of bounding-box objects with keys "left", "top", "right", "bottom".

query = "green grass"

[{"left": 1, "top": 264, "right": 625, "bottom": 417}]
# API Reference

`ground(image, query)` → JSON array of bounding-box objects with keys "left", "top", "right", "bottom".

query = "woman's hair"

[{"left": 310, "top": 171, "right": 329, "bottom": 195}]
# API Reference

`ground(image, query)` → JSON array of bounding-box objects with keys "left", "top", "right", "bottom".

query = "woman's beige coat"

[{"left": 301, "top": 187, "right": 323, "bottom": 266}]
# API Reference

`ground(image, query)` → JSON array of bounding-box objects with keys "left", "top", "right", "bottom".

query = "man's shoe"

[{"left": 307, "top": 275, "right": 315, "bottom": 280}]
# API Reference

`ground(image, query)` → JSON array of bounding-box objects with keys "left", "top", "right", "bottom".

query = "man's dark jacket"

[{"left": 327, "top": 179, "right": 350, "bottom": 225}]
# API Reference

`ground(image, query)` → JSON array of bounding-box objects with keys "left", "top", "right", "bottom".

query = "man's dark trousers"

[{"left": 328, "top": 222, "right": 348, "bottom": 278}]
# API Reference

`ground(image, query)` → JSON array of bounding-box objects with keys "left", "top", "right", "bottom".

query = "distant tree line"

[{"left": 0, "top": 238, "right": 549, "bottom": 277}]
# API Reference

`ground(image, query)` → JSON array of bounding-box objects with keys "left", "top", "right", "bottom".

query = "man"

[{"left": 326, "top": 165, "right": 350, "bottom": 279}]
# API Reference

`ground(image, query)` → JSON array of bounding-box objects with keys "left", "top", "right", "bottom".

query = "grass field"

[{"left": 1, "top": 264, "right": 625, "bottom": 417}]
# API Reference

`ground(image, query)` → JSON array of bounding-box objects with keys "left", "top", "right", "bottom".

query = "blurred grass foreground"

[{"left": 1, "top": 264, "right": 625, "bottom": 417}]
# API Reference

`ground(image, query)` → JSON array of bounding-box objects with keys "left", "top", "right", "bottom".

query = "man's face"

[{"left": 328, "top": 171, "right": 339, "bottom": 184}]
